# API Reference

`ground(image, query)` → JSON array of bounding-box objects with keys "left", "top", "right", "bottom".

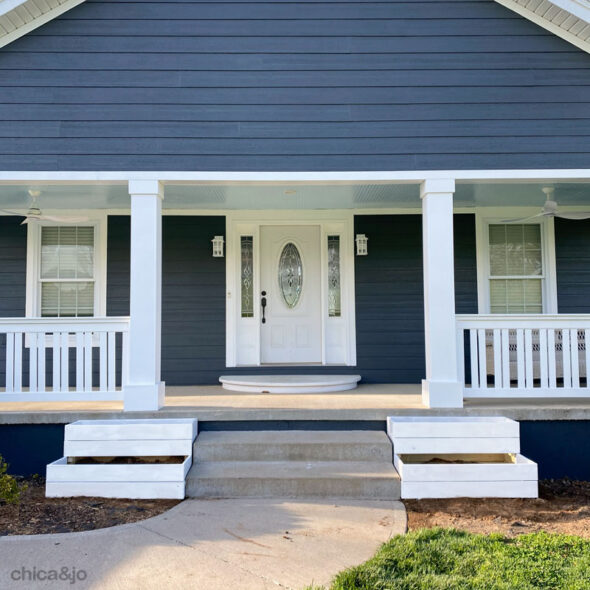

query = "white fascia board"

[
  {"left": 495, "top": 0, "right": 590, "bottom": 54},
  {"left": 0, "top": 0, "right": 86, "bottom": 49},
  {"left": 0, "top": 169, "right": 590, "bottom": 184}
]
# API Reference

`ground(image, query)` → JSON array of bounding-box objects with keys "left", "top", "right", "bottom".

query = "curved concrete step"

[
  {"left": 219, "top": 374, "right": 361, "bottom": 393},
  {"left": 194, "top": 430, "right": 393, "bottom": 462},
  {"left": 186, "top": 460, "right": 400, "bottom": 499}
]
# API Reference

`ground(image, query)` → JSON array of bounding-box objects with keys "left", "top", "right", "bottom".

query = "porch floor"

[{"left": 1, "top": 383, "right": 590, "bottom": 424}]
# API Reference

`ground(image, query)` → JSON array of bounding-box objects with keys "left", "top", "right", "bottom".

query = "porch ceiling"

[{"left": 0, "top": 181, "right": 589, "bottom": 211}]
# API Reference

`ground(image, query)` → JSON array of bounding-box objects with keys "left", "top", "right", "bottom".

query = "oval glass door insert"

[{"left": 278, "top": 242, "right": 303, "bottom": 308}]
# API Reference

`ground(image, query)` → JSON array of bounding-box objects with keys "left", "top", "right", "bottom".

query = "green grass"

[{"left": 310, "top": 528, "right": 590, "bottom": 590}]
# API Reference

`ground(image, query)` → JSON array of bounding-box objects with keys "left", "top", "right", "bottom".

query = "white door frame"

[{"left": 226, "top": 210, "right": 357, "bottom": 367}]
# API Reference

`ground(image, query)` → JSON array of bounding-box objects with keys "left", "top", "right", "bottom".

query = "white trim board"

[
  {"left": 1, "top": 170, "right": 590, "bottom": 185},
  {"left": 25, "top": 212, "right": 108, "bottom": 319},
  {"left": 474, "top": 208, "right": 558, "bottom": 314}
]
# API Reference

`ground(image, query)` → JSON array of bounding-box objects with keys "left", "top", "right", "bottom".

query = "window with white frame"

[
  {"left": 488, "top": 223, "right": 544, "bottom": 314},
  {"left": 27, "top": 220, "right": 106, "bottom": 318}
]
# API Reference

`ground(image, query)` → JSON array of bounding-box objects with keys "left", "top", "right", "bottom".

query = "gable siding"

[{"left": 0, "top": 0, "right": 589, "bottom": 171}]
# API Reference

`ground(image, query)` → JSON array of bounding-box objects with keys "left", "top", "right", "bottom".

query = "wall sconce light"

[
  {"left": 212, "top": 235, "right": 224, "bottom": 257},
  {"left": 355, "top": 234, "right": 368, "bottom": 256}
]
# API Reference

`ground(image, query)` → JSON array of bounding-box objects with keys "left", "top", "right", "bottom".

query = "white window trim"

[
  {"left": 475, "top": 208, "right": 558, "bottom": 314},
  {"left": 25, "top": 212, "right": 108, "bottom": 319}
]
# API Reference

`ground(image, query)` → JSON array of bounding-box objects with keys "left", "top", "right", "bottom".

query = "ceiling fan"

[
  {"left": 0, "top": 190, "right": 89, "bottom": 225},
  {"left": 502, "top": 187, "right": 590, "bottom": 223}
]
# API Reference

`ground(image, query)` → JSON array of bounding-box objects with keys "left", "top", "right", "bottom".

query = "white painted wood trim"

[
  {"left": 475, "top": 209, "right": 558, "bottom": 314},
  {"left": 1, "top": 170, "right": 590, "bottom": 184},
  {"left": 226, "top": 210, "right": 356, "bottom": 368},
  {"left": 25, "top": 212, "right": 108, "bottom": 320}
]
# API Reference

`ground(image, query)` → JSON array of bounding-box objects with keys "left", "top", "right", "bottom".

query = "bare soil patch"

[
  {"left": 406, "top": 479, "right": 590, "bottom": 537},
  {"left": 0, "top": 477, "right": 180, "bottom": 536}
]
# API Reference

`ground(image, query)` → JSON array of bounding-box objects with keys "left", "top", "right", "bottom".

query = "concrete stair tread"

[
  {"left": 195, "top": 430, "right": 390, "bottom": 445},
  {"left": 188, "top": 460, "right": 399, "bottom": 480}
]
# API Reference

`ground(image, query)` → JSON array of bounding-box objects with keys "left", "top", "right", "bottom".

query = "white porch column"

[
  {"left": 124, "top": 180, "right": 165, "bottom": 411},
  {"left": 421, "top": 178, "right": 463, "bottom": 408}
]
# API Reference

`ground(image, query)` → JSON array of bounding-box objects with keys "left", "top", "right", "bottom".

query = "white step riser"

[
  {"left": 394, "top": 454, "right": 537, "bottom": 483},
  {"left": 187, "top": 478, "right": 400, "bottom": 499},
  {"left": 194, "top": 442, "right": 392, "bottom": 462},
  {"left": 46, "top": 481, "right": 185, "bottom": 500},
  {"left": 47, "top": 456, "right": 191, "bottom": 482},
  {"left": 65, "top": 439, "right": 194, "bottom": 457},
  {"left": 65, "top": 419, "right": 198, "bottom": 441},
  {"left": 401, "top": 481, "right": 538, "bottom": 499},
  {"left": 387, "top": 417, "right": 519, "bottom": 439}
]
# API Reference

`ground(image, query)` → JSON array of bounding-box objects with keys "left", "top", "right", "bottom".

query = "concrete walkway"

[{"left": 0, "top": 498, "right": 406, "bottom": 589}]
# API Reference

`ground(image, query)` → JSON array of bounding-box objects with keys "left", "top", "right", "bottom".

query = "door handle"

[{"left": 261, "top": 291, "right": 267, "bottom": 324}]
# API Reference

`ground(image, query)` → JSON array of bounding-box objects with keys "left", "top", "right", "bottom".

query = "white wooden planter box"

[
  {"left": 47, "top": 418, "right": 199, "bottom": 499},
  {"left": 387, "top": 416, "right": 520, "bottom": 454},
  {"left": 395, "top": 453, "right": 538, "bottom": 499},
  {"left": 46, "top": 456, "right": 192, "bottom": 499}
]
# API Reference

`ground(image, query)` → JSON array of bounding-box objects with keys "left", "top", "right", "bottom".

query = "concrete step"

[
  {"left": 186, "top": 460, "right": 400, "bottom": 499},
  {"left": 193, "top": 430, "right": 392, "bottom": 462}
]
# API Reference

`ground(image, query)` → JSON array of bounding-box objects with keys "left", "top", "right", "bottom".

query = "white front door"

[{"left": 260, "top": 225, "right": 322, "bottom": 364}]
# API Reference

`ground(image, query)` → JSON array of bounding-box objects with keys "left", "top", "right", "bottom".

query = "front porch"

[
  {"left": 1, "top": 170, "right": 590, "bottom": 411},
  {"left": 1, "top": 384, "right": 590, "bottom": 425}
]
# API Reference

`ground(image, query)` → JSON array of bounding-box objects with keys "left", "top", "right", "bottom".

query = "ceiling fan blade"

[
  {"left": 555, "top": 212, "right": 590, "bottom": 220},
  {"left": 500, "top": 213, "right": 544, "bottom": 223},
  {"left": 22, "top": 214, "right": 90, "bottom": 224},
  {"left": 0, "top": 209, "right": 26, "bottom": 217}
]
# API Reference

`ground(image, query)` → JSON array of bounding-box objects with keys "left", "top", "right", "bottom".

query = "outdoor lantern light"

[
  {"left": 212, "top": 235, "right": 224, "bottom": 257},
  {"left": 355, "top": 234, "right": 368, "bottom": 256}
]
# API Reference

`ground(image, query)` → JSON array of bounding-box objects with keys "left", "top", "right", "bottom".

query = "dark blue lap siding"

[{"left": 1, "top": 0, "right": 590, "bottom": 170}]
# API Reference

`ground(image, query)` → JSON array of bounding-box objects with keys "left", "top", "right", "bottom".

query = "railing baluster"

[
  {"left": 516, "top": 329, "right": 525, "bottom": 389},
  {"left": 585, "top": 329, "right": 590, "bottom": 389},
  {"left": 539, "top": 328, "right": 548, "bottom": 389},
  {"left": 13, "top": 333, "right": 22, "bottom": 392},
  {"left": 84, "top": 331, "right": 93, "bottom": 393},
  {"left": 6, "top": 332, "right": 14, "bottom": 393},
  {"left": 107, "top": 331, "right": 116, "bottom": 393},
  {"left": 501, "top": 328, "right": 510, "bottom": 388},
  {"left": 469, "top": 328, "right": 479, "bottom": 390},
  {"left": 571, "top": 329, "right": 580, "bottom": 389},
  {"left": 29, "top": 332, "right": 38, "bottom": 393},
  {"left": 60, "top": 331, "right": 69, "bottom": 393},
  {"left": 493, "top": 329, "right": 502, "bottom": 389},
  {"left": 562, "top": 329, "right": 572, "bottom": 389},
  {"left": 99, "top": 332, "right": 107, "bottom": 392},
  {"left": 524, "top": 329, "right": 533, "bottom": 389},
  {"left": 52, "top": 332, "right": 61, "bottom": 393},
  {"left": 548, "top": 329, "right": 557, "bottom": 389},
  {"left": 75, "top": 332, "right": 84, "bottom": 393},
  {"left": 122, "top": 330, "right": 129, "bottom": 388},
  {"left": 38, "top": 332, "right": 45, "bottom": 392},
  {"left": 477, "top": 328, "right": 487, "bottom": 389}
]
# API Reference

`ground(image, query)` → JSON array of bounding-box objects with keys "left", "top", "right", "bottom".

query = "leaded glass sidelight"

[
  {"left": 328, "top": 236, "right": 341, "bottom": 317},
  {"left": 240, "top": 236, "right": 254, "bottom": 318},
  {"left": 278, "top": 242, "right": 303, "bottom": 308}
]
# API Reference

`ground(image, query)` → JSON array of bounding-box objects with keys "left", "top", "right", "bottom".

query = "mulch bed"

[
  {"left": 0, "top": 476, "right": 180, "bottom": 536},
  {"left": 406, "top": 478, "right": 590, "bottom": 537}
]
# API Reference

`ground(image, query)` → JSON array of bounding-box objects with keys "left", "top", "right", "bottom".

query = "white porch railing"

[
  {"left": 457, "top": 314, "right": 590, "bottom": 398},
  {"left": 0, "top": 317, "right": 130, "bottom": 402}
]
